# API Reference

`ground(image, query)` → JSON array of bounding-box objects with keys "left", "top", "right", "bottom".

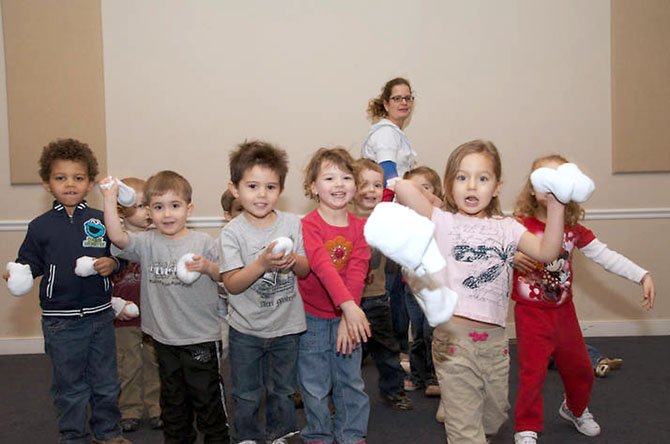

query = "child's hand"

[
  {"left": 98, "top": 176, "right": 119, "bottom": 200},
  {"left": 336, "top": 318, "right": 356, "bottom": 356},
  {"left": 340, "top": 301, "right": 371, "bottom": 344},
  {"left": 514, "top": 252, "right": 542, "bottom": 276},
  {"left": 258, "top": 243, "right": 294, "bottom": 272},
  {"left": 94, "top": 257, "right": 117, "bottom": 277},
  {"left": 116, "top": 300, "right": 135, "bottom": 321},
  {"left": 640, "top": 273, "right": 656, "bottom": 310}
]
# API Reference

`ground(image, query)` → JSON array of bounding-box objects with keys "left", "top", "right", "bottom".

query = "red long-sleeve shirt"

[{"left": 298, "top": 210, "right": 370, "bottom": 319}]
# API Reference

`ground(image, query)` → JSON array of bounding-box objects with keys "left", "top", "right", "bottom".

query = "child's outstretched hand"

[
  {"left": 340, "top": 301, "right": 371, "bottom": 344},
  {"left": 93, "top": 257, "right": 117, "bottom": 277},
  {"left": 514, "top": 251, "right": 542, "bottom": 276},
  {"left": 98, "top": 176, "right": 119, "bottom": 198},
  {"left": 640, "top": 273, "right": 656, "bottom": 310}
]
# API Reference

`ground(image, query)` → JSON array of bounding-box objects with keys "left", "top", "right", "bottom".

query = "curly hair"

[
  {"left": 144, "top": 170, "right": 192, "bottom": 204},
  {"left": 366, "top": 77, "right": 412, "bottom": 122},
  {"left": 229, "top": 140, "right": 289, "bottom": 189},
  {"left": 38, "top": 138, "right": 99, "bottom": 181},
  {"left": 514, "top": 154, "right": 584, "bottom": 226},
  {"left": 404, "top": 165, "right": 444, "bottom": 201},
  {"left": 443, "top": 139, "right": 503, "bottom": 217},
  {"left": 303, "top": 147, "right": 357, "bottom": 201}
]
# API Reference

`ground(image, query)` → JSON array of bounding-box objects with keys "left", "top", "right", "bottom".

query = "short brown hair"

[
  {"left": 443, "top": 139, "right": 503, "bottom": 217},
  {"left": 144, "top": 170, "right": 192, "bottom": 204},
  {"left": 367, "top": 77, "right": 412, "bottom": 121},
  {"left": 303, "top": 147, "right": 357, "bottom": 200},
  {"left": 229, "top": 140, "right": 289, "bottom": 189},
  {"left": 404, "top": 166, "right": 444, "bottom": 201},
  {"left": 38, "top": 138, "right": 99, "bottom": 181},
  {"left": 353, "top": 158, "right": 383, "bottom": 184},
  {"left": 220, "top": 189, "right": 235, "bottom": 213}
]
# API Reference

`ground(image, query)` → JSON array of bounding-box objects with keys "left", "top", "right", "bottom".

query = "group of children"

[{"left": 4, "top": 135, "right": 656, "bottom": 444}]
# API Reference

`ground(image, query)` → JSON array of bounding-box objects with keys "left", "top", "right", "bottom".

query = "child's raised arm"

[
  {"left": 517, "top": 194, "right": 565, "bottom": 263},
  {"left": 395, "top": 179, "right": 435, "bottom": 218},
  {"left": 99, "top": 178, "right": 130, "bottom": 249}
]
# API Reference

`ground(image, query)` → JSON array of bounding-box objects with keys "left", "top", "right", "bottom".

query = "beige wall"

[{"left": 1, "top": 1, "right": 668, "bottom": 346}]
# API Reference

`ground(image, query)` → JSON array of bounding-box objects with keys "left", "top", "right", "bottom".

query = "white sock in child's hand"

[
  {"left": 111, "top": 297, "right": 140, "bottom": 318},
  {"left": 99, "top": 176, "right": 137, "bottom": 207},
  {"left": 75, "top": 256, "right": 98, "bottom": 277},
  {"left": 176, "top": 253, "right": 201, "bottom": 284},
  {"left": 5, "top": 262, "right": 33, "bottom": 296},
  {"left": 271, "top": 237, "right": 293, "bottom": 256},
  {"left": 530, "top": 162, "right": 595, "bottom": 204}
]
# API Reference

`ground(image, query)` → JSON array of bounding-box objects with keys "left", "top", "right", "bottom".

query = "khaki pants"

[
  {"left": 115, "top": 326, "right": 161, "bottom": 419},
  {"left": 433, "top": 323, "right": 509, "bottom": 444}
]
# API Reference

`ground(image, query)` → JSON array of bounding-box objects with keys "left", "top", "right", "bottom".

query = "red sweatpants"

[{"left": 513, "top": 302, "right": 594, "bottom": 432}]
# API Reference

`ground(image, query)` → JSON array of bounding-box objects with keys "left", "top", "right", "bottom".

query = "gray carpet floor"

[{"left": 0, "top": 336, "right": 668, "bottom": 443}]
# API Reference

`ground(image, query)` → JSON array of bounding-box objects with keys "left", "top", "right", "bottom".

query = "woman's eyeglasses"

[{"left": 389, "top": 95, "right": 415, "bottom": 103}]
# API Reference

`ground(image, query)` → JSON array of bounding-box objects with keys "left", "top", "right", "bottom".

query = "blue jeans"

[
  {"left": 42, "top": 309, "right": 121, "bottom": 444},
  {"left": 404, "top": 286, "right": 437, "bottom": 386},
  {"left": 360, "top": 294, "right": 405, "bottom": 397},
  {"left": 298, "top": 314, "right": 369, "bottom": 444},
  {"left": 385, "top": 270, "right": 409, "bottom": 354},
  {"left": 229, "top": 327, "right": 299, "bottom": 442}
]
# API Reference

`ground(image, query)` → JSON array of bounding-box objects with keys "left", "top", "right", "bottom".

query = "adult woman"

[{"left": 362, "top": 77, "right": 417, "bottom": 198}]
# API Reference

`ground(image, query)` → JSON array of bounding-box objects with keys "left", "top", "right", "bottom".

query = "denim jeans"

[
  {"left": 229, "top": 327, "right": 299, "bottom": 442},
  {"left": 404, "top": 286, "right": 437, "bottom": 386},
  {"left": 385, "top": 270, "right": 409, "bottom": 354},
  {"left": 298, "top": 313, "right": 369, "bottom": 444},
  {"left": 42, "top": 309, "right": 122, "bottom": 444},
  {"left": 360, "top": 294, "right": 405, "bottom": 397}
]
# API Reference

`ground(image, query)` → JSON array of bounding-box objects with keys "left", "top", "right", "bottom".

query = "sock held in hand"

[
  {"left": 271, "top": 237, "right": 293, "bottom": 256},
  {"left": 75, "top": 256, "right": 98, "bottom": 277},
  {"left": 5, "top": 262, "right": 33, "bottom": 296},
  {"left": 99, "top": 176, "right": 137, "bottom": 207},
  {"left": 176, "top": 253, "right": 201, "bottom": 284},
  {"left": 530, "top": 162, "right": 595, "bottom": 204}
]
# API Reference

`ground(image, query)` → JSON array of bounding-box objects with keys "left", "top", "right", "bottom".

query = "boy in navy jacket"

[{"left": 4, "top": 139, "right": 131, "bottom": 444}]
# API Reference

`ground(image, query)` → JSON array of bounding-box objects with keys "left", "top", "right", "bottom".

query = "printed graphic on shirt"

[
  {"left": 148, "top": 260, "right": 183, "bottom": 286},
  {"left": 454, "top": 244, "right": 516, "bottom": 290},
  {"left": 82, "top": 218, "right": 107, "bottom": 248},
  {"left": 325, "top": 235, "right": 352, "bottom": 270},
  {"left": 519, "top": 232, "right": 575, "bottom": 305},
  {"left": 253, "top": 270, "right": 297, "bottom": 309}
]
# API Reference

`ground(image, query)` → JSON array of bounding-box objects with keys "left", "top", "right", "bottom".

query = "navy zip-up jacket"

[{"left": 16, "top": 201, "right": 113, "bottom": 316}]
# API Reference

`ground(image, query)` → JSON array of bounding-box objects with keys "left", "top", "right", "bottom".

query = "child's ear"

[
  {"left": 227, "top": 182, "right": 239, "bottom": 199},
  {"left": 223, "top": 211, "right": 232, "bottom": 222},
  {"left": 309, "top": 182, "right": 318, "bottom": 198},
  {"left": 186, "top": 202, "right": 194, "bottom": 217},
  {"left": 493, "top": 179, "right": 503, "bottom": 197},
  {"left": 42, "top": 181, "right": 51, "bottom": 194}
]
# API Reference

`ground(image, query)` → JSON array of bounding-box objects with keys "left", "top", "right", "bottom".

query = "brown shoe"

[
  {"left": 435, "top": 401, "right": 446, "bottom": 423},
  {"left": 424, "top": 384, "right": 441, "bottom": 397},
  {"left": 598, "top": 357, "right": 623, "bottom": 370}
]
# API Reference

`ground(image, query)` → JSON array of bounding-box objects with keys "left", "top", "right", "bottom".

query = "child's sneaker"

[
  {"left": 599, "top": 356, "right": 623, "bottom": 370},
  {"left": 558, "top": 400, "right": 601, "bottom": 436},
  {"left": 595, "top": 362, "right": 610, "bottom": 378},
  {"left": 514, "top": 431, "right": 537, "bottom": 444},
  {"left": 403, "top": 378, "right": 422, "bottom": 392},
  {"left": 424, "top": 384, "right": 441, "bottom": 397},
  {"left": 381, "top": 391, "right": 414, "bottom": 410},
  {"left": 92, "top": 437, "right": 133, "bottom": 444}
]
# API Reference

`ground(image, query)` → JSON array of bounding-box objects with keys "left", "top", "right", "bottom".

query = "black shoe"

[
  {"left": 120, "top": 418, "right": 140, "bottom": 433},
  {"left": 148, "top": 416, "right": 163, "bottom": 429},
  {"left": 381, "top": 391, "right": 414, "bottom": 411}
]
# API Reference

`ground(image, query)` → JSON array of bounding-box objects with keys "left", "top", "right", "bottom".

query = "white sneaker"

[
  {"left": 514, "top": 431, "right": 538, "bottom": 444},
  {"left": 559, "top": 400, "right": 601, "bottom": 436}
]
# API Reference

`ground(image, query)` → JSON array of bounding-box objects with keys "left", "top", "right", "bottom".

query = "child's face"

[
  {"left": 230, "top": 165, "right": 281, "bottom": 225},
  {"left": 451, "top": 153, "right": 501, "bottom": 218},
  {"left": 533, "top": 159, "right": 563, "bottom": 209},
  {"left": 310, "top": 161, "right": 356, "bottom": 211},
  {"left": 148, "top": 191, "right": 192, "bottom": 239},
  {"left": 122, "top": 191, "right": 151, "bottom": 232},
  {"left": 224, "top": 198, "right": 244, "bottom": 221},
  {"left": 354, "top": 168, "right": 383, "bottom": 213},
  {"left": 408, "top": 173, "right": 435, "bottom": 196},
  {"left": 42, "top": 160, "right": 94, "bottom": 215}
]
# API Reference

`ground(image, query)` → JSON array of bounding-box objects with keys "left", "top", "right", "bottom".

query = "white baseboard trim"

[
  {"left": 505, "top": 319, "right": 670, "bottom": 339},
  {"left": 1, "top": 319, "right": 668, "bottom": 355}
]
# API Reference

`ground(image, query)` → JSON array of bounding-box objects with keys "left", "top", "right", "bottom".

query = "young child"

[
  {"left": 299, "top": 147, "right": 372, "bottom": 444},
  {"left": 111, "top": 178, "right": 162, "bottom": 433},
  {"left": 511, "top": 154, "right": 656, "bottom": 444},
  {"left": 395, "top": 139, "right": 566, "bottom": 444},
  {"left": 100, "top": 170, "right": 229, "bottom": 444},
  {"left": 219, "top": 140, "right": 310, "bottom": 444},
  {"left": 401, "top": 166, "right": 442, "bottom": 399},
  {"left": 3, "top": 139, "right": 131, "bottom": 444},
  {"left": 221, "top": 189, "right": 244, "bottom": 221},
  {"left": 353, "top": 158, "right": 413, "bottom": 411}
]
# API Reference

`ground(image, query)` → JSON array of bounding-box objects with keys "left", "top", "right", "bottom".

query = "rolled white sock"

[
  {"left": 111, "top": 297, "right": 127, "bottom": 317},
  {"left": 530, "top": 162, "right": 595, "bottom": 204},
  {"left": 75, "top": 256, "right": 98, "bottom": 277},
  {"left": 99, "top": 176, "right": 137, "bottom": 207},
  {"left": 404, "top": 267, "right": 459, "bottom": 327},
  {"left": 176, "top": 253, "right": 201, "bottom": 284},
  {"left": 6, "top": 262, "right": 33, "bottom": 296},
  {"left": 271, "top": 237, "right": 293, "bottom": 256},
  {"left": 557, "top": 163, "right": 595, "bottom": 203},
  {"left": 417, "top": 239, "right": 448, "bottom": 277}
]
